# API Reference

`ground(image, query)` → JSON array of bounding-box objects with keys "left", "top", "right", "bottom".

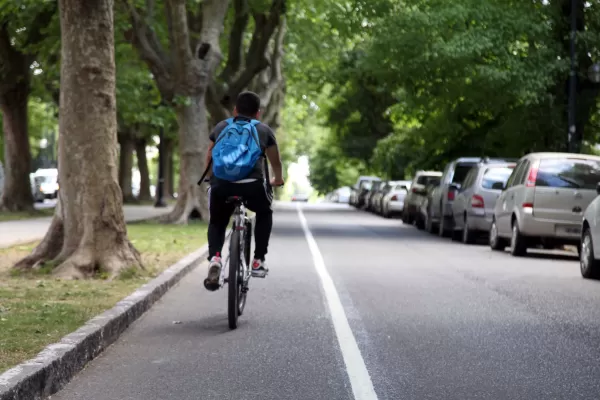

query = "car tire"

[
  {"left": 415, "top": 214, "right": 425, "bottom": 230},
  {"left": 438, "top": 215, "right": 450, "bottom": 238},
  {"left": 426, "top": 209, "right": 436, "bottom": 234},
  {"left": 462, "top": 215, "right": 476, "bottom": 245},
  {"left": 489, "top": 219, "right": 508, "bottom": 251},
  {"left": 510, "top": 219, "right": 527, "bottom": 256},
  {"left": 580, "top": 229, "right": 600, "bottom": 279}
]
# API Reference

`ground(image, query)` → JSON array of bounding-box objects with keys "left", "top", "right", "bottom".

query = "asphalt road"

[{"left": 50, "top": 203, "right": 600, "bottom": 400}]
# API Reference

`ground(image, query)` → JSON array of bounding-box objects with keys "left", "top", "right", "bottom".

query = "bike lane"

[{"left": 51, "top": 205, "right": 352, "bottom": 400}]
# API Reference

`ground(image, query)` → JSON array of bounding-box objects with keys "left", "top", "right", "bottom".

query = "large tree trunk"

[
  {"left": 15, "top": 0, "right": 142, "bottom": 278},
  {"left": 0, "top": 80, "right": 34, "bottom": 211},
  {"left": 162, "top": 97, "right": 209, "bottom": 222},
  {"left": 118, "top": 133, "right": 136, "bottom": 203},
  {"left": 164, "top": 137, "right": 175, "bottom": 198},
  {"left": 135, "top": 137, "right": 152, "bottom": 201}
]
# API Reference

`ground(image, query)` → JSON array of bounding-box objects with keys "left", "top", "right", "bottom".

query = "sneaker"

[
  {"left": 251, "top": 259, "right": 269, "bottom": 278},
  {"left": 203, "top": 255, "right": 222, "bottom": 291}
]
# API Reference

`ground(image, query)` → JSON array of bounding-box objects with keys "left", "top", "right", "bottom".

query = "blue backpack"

[{"left": 212, "top": 118, "right": 262, "bottom": 181}]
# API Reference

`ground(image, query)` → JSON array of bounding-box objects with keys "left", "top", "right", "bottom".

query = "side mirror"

[
  {"left": 492, "top": 181, "right": 505, "bottom": 191},
  {"left": 449, "top": 183, "right": 461, "bottom": 191},
  {"left": 596, "top": 182, "right": 600, "bottom": 195}
]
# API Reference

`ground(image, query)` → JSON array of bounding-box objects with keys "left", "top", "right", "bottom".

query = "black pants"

[{"left": 208, "top": 179, "right": 273, "bottom": 261}]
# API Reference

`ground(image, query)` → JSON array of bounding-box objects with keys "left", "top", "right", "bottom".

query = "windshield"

[
  {"left": 536, "top": 158, "right": 600, "bottom": 190},
  {"left": 37, "top": 175, "right": 57, "bottom": 183},
  {"left": 481, "top": 166, "right": 514, "bottom": 189}
]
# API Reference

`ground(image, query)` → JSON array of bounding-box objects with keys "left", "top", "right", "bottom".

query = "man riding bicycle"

[{"left": 203, "top": 91, "right": 284, "bottom": 291}]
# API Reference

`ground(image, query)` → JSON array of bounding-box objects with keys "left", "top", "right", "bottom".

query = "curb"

[{"left": 0, "top": 244, "right": 209, "bottom": 400}]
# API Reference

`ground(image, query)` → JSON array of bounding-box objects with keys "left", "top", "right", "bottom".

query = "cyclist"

[{"left": 203, "top": 91, "right": 284, "bottom": 291}]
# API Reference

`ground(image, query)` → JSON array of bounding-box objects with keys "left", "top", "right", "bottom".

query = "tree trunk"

[
  {"left": 135, "top": 138, "right": 152, "bottom": 201},
  {"left": 162, "top": 96, "right": 209, "bottom": 222},
  {"left": 118, "top": 133, "right": 135, "bottom": 203},
  {"left": 164, "top": 138, "right": 175, "bottom": 198},
  {"left": 15, "top": 0, "right": 142, "bottom": 278},
  {"left": 0, "top": 80, "right": 34, "bottom": 211}
]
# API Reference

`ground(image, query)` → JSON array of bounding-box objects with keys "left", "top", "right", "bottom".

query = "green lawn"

[
  {"left": 0, "top": 221, "right": 207, "bottom": 373},
  {"left": 0, "top": 207, "right": 55, "bottom": 222}
]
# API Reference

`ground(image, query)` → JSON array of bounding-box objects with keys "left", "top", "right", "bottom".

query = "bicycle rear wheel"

[{"left": 228, "top": 230, "right": 241, "bottom": 329}]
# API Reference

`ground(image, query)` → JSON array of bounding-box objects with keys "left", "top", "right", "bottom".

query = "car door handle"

[{"left": 573, "top": 206, "right": 582, "bottom": 213}]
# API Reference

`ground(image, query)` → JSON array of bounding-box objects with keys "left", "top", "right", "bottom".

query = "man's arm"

[
  {"left": 204, "top": 141, "right": 214, "bottom": 178},
  {"left": 265, "top": 144, "right": 284, "bottom": 185}
]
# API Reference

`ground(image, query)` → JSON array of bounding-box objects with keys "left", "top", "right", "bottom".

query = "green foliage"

[{"left": 305, "top": 0, "right": 600, "bottom": 188}]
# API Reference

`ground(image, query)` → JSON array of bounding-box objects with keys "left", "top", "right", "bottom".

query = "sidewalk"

[{"left": 0, "top": 205, "right": 173, "bottom": 249}]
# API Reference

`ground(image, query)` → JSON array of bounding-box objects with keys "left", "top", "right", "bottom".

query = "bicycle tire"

[{"left": 228, "top": 229, "right": 241, "bottom": 329}]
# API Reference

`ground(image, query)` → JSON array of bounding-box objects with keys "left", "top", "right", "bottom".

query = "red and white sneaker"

[
  {"left": 203, "top": 255, "right": 222, "bottom": 291},
  {"left": 251, "top": 259, "right": 268, "bottom": 278}
]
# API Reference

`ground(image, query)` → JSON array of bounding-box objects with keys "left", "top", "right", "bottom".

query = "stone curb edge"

[{"left": 0, "top": 244, "right": 209, "bottom": 400}]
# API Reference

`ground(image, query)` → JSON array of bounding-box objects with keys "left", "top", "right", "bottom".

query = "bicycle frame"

[{"left": 218, "top": 202, "right": 252, "bottom": 289}]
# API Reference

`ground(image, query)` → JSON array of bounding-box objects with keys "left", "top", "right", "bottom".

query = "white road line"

[{"left": 297, "top": 205, "right": 379, "bottom": 400}]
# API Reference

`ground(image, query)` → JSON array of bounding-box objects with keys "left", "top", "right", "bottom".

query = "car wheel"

[
  {"left": 426, "top": 209, "right": 436, "bottom": 234},
  {"left": 385, "top": 205, "right": 393, "bottom": 219},
  {"left": 438, "top": 215, "right": 450, "bottom": 238},
  {"left": 462, "top": 215, "right": 476, "bottom": 245},
  {"left": 580, "top": 229, "right": 600, "bottom": 279},
  {"left": 510, "top": 219, "right": 527, "bottom": 256},
  {"left": 489, "top": 219, "right": 508, "bottom": 251}
]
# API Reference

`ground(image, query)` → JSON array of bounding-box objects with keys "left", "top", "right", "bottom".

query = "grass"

[
  {"left": 0, "top": 221, "right": 207, "bottom": 373},
  {"left": 0, "top": 207, "right": 55, "bottom": 222}
]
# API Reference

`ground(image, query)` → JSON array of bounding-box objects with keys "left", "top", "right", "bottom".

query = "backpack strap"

[
  {"left": 247, "top": 119, "right": 261, "bottom": 149},
  {"left": 215, "top": 118, "right": 236, "bottom": 143}
]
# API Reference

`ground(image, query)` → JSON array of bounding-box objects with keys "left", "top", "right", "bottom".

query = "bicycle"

[{"left": 219, "top": 195, "right": 255, "bottom": 329}]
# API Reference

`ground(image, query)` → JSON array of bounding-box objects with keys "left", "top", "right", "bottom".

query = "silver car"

[
  {"left": 381, "top": 180, "right": 411, "bottom": 218},
  {"left": 452, "top": 162, "right": 516, "bottom": 244},
  {"left": 490, "top": 152, "right": 600, "bottom": 256}
]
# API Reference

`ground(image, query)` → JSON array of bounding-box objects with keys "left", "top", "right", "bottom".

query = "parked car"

[
  {"left": 34, "top": 168, "right": 59, "bottom": 199},
  {"left": 429, "top": 157, "right": 514, "bottom": 237},
  {"left": 30, "top": 173, "right": 45, "bottom": 203},
  {"left": 490, "top": 153, "right": 600, "bottom": 256},
  {"left": 364, "top": 180, "right": 384, "bottom": 211},
  {"left": 581, "top": 184, "right": 600, "bottom": 279},
  {"left": 350, "top": 176, "right": 381, "bottom": 208},
  {"left": 331, "top": 187, "right": 351, "bottom": 203},
  {"left": 381, "top": 180, "right": 411, "bottom": 218},
  {"left": 419, "top": 181, "right": 443, "bottom": 232},
  {"left": 451, "top": 161, "right": 516, "bottom": 244},
  {"left": 402, "top": 171, "right": 442, "bottom": 224},
  {"left": 370, "top": 180, "right": 396, "bottom": 213}
]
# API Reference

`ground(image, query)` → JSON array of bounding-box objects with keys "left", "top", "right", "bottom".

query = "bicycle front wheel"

[{"left": 228, "top": 230, "right": 241, "bottom": 329}]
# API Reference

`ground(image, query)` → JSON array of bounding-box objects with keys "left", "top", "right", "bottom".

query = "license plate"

[{"left": 556, "top": 225, "right": 581, "bottom": 235}]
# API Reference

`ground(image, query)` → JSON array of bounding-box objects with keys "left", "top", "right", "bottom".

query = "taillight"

[
  {"left": 522, "top": 202, "right": 534, "bottom": 214},
  {"left": 471, "top": 194, "right": 484, "bottom": 208},
  {"left": 526, "top": 166, "right": 538, "bottom": 187},
  {"left": 447, "top": 190, "right": 455, "bottom": 201},
  {"left": 390, "top": 195, "right": 398, "bottom": 201},
  {"left": 412, "top": 188, "right": 419, "bottom": 193}
]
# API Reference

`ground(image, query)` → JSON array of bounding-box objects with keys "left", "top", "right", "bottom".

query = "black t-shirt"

[{"left": 209, "top": 116, "right": 277, "bottom": 182}]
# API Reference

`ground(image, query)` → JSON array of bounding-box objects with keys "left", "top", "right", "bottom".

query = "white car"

[
  {"left": 381, "top": 181, "right": 411, "bottom": 218},
  {"left": 34, "top": 168, "right": 59, "bottom": 199},
  {"left": 580, "top": 183, "right": 600, "bottom": 279}
]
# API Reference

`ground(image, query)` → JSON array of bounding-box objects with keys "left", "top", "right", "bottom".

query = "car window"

[
  {"left": 416, "top": 175, "right": 428, "bottom": 185},
  {"left": 462, "top": 168, "right": 477, "bottom": 189},
  {"left": 452, "top": 164, "right": 476, "bottom": 184},
  {"left": 514, "top": 160, "right": 530, "bottom": 185},
  {"left": 481, "top": 166, "right": 515, "bottom": 189},
  {"left": 506, "top": 161, "right": 524, "bottom": 188},
  {"left": 536, "top": 158, "right": 600, "bottom": 189}
]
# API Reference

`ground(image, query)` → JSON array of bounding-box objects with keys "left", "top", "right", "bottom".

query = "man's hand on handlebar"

[{"left": 270, "top": 177, "right": 285, "bottom": 187}]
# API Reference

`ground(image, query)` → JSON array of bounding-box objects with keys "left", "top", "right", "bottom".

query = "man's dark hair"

[{"left": 236, "top": 91, "right": 261, "bottom": 116}]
